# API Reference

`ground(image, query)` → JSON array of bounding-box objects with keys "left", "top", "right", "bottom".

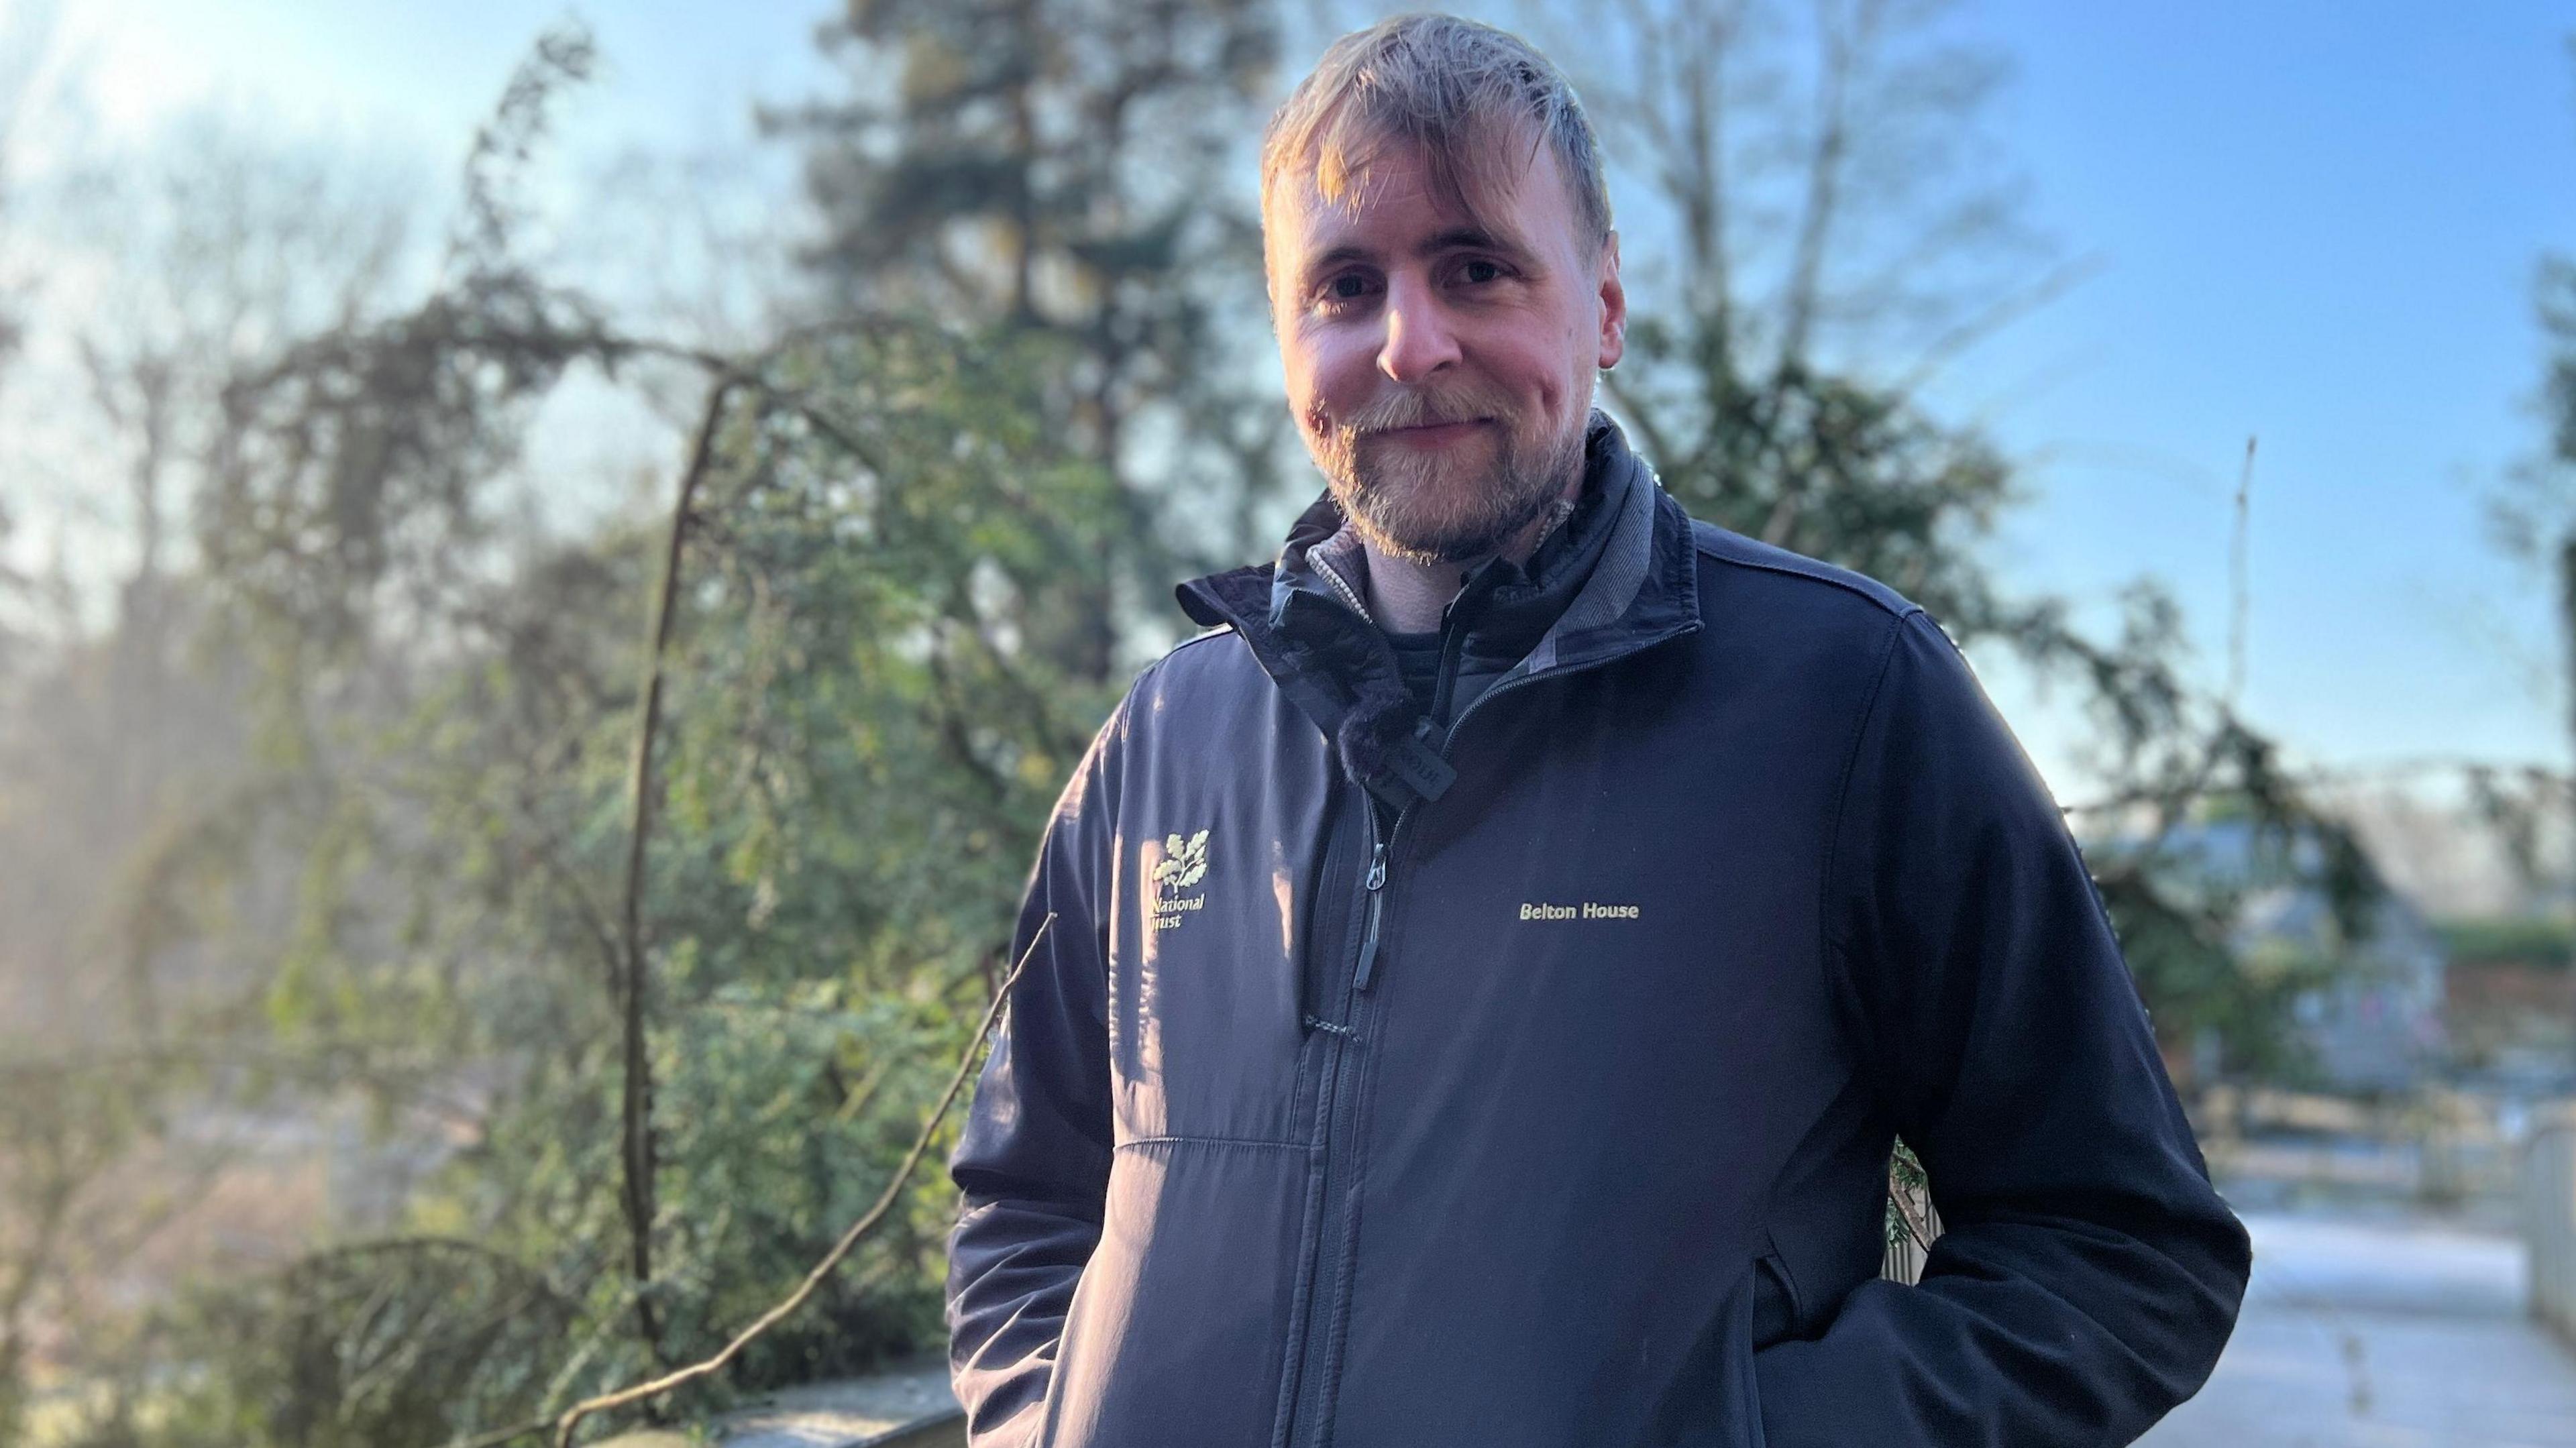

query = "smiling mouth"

[{"left": 1373, "top": 418, "right": 1491, "bottom": 444}]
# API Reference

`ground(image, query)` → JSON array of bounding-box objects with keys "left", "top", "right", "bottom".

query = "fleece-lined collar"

[{"left": 1175, "top": 410, "right": 1701, "bottom": 808}]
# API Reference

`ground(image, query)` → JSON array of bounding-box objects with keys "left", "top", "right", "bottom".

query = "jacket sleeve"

[
  {"left": 1754, "top": 610, "right": 2251, "bottom": 1447},
  {"left": 944, "top": 693, "right": 1127, "bottom": 1448}
]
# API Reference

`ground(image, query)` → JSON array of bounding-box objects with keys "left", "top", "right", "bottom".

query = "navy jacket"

[{"left": 944, "top": 413, "right": 2248, "bottom": 1447}]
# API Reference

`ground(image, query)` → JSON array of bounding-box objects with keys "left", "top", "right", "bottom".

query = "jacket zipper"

[
  {"left": 1312, "top": 553, "right": 1373, "bottom": 623},
  {"left": 1281, "top": 790, "right": 1379, "bottom": 1448},
  {"left": 1285, "top": 601, "right": 1452, "bottom": 1445},
  {"left": 1350, "top": 840, "right": 1388, "bottom": 991}
]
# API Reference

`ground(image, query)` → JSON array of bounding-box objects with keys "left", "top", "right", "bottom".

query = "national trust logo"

[{"left": 1150, "top": 828, "right": 1211, "bottom": 934}]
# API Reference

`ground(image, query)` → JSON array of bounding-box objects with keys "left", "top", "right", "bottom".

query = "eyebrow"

[{"left": 1296, "top": 225, "right": 1538, "bottom": 285}]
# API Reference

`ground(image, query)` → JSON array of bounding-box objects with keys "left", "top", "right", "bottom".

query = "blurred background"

[{"left": 2, "top": 1, "right": 2575, "bottom": 1443}]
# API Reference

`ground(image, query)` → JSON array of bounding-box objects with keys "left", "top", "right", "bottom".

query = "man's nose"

[{"left": 1378, "top": 278, "right": 1460, "bottom": 384}]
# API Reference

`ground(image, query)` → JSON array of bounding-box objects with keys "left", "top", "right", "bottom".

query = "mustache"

[{"left": 1332, "top": 383, "right": 1517, "bottom": 437}]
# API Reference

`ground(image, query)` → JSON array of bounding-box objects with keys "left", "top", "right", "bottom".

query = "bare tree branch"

[
  {"left": 1776, "top": 0, "right": 1882, "bottom": 376},
  {"left": 1882, "top": 250, "right": 2106, "bottom": 403},
  {"left": 608, "top": 376, "right": 738, "bottom": 1369}
]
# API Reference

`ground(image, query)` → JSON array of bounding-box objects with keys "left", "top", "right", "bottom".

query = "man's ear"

[{"left": 1597, "top": 229, "right": 1626, "bottom": 371}]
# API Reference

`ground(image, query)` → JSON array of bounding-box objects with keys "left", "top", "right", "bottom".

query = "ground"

[{"left": 2139, "top": 1210, "right": 2576, "bottom": 1447}]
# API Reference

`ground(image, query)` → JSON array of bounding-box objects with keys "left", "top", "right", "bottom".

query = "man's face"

[{"left": 1267, "top": 131, "right": 1625, "bottom": 565}]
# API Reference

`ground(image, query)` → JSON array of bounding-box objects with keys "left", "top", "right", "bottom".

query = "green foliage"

[
  {"left": 1884, "top": 1142, "right": 1929, "bottom": 1251},
  {"left": 771, "top": 0, "right": 1288, "bottom": 679},
  {"left": 2088, "top": 838, "right": 2348, "bottom": 1082},
  {"left": 1617, "top": 341, "right": 2019, "bottom": 634},
  {"left": 230, "top": 321, "right": 1118, "bottom": 1435},
  {"left": 79, "top": 1241, "right": 574, "bottom": 1448},
  {"left": 54, "top": 13, "right": 1183, "bottom": 1421},
  {"left": 2436, "top": 915, "right": 2576, "bottom": 970}
]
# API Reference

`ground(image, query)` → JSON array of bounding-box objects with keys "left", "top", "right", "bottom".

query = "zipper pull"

[{"left": 1354, "top": 843, "right": 1388, "bottom": 991}]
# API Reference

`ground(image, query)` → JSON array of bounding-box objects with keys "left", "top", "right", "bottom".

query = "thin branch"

[
  {"left": 610, "top": 376, "right": 737, "bottom": 1368},
  {"left": 505, "top": 783, "right": 625, "bottom": 993},
  {"left": 1883, "top": 251, "right": 2106, "bottom": 404},
  {"left": 832, "top": 1055, "right": 896, "bottom": 1125},
  {"left": 2227, "top": 437, "right": 2256, "bottom": 709},
  {"left": 2056, "top": 753, "right": 2576, "bottom": 818},
  {"left": 1776, "top": 0, "right": 1880, "bottom": 376},
  {"left": 1674, "top": 0, "right": 1736, "bottom": 331},
  {"left": 66, "top": 1141, "right": 235, "bottom": 1288}
]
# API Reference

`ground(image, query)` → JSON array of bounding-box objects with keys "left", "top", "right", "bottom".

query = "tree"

[
  {"left": 2487, "top": 251, "right": 2576, "bottom": 899},
  {"left": 0, "top": 0, "right": 51, "bottom": 679},
  {"left": 2464, "top": 35, "right": 2576, "bottom": 928},
  {"left": 13, "top": 23, "right": 1145, "bottom": 1441},
  {"left": 0, "top": 1, "right": 44, "bottom": 388},
  {"left": 767, "top": 0, "right": 1291, "bottom": 683},
  {"left": 0, "top": 85, "right": 431, "bottom": 1435}
]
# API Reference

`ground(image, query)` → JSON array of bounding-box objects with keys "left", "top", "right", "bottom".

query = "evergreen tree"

[{"left": 769, "top": 0, "right": 1290, "bottom": 682}]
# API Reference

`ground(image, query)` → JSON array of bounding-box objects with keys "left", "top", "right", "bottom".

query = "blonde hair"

[{"left": 1260, "top": 13, "right": 1613, "bottom": 281}]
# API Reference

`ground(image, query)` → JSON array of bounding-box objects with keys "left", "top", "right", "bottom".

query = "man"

[{"left": 943, "top": 14, "right": 2248, "bottom": 1447}]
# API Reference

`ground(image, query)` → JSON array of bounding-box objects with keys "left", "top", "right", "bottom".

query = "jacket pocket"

[{"left": 1038, "top": 1137, "right": 1305, "bottom": 1448}]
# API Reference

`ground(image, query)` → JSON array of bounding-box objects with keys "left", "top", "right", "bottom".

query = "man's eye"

[
  {"left": 1322, "top": 274, "right": 1372, "bottom": 303},
  {"left": 1459, "top": 259, "right": 1504, "bottom": 285}
]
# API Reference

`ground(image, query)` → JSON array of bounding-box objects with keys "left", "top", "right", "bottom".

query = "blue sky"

[
  {"left": 1943, "top": 2, "right": 2576, "bottom": 781},
  {"left": 21, "top": 0, "right": 2576, "bottom": 794}
]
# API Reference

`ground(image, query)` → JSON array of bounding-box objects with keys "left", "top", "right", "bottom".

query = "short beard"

[{"left": 1305, "top": 382, "right": 1588, "bottom": 566}]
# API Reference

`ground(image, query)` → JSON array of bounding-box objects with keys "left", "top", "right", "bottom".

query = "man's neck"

[{"left": 1360, "top": 471, "right": 1584, "bottom": 634}]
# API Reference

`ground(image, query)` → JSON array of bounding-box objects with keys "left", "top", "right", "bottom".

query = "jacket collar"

[{"left": 1175, "top": 410, "right": 1701, "bottom": 807}]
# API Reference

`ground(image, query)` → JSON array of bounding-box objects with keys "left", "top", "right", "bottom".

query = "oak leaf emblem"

[{"left": 1153, "top": 829, "right": 1210, "bottom": 893}]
